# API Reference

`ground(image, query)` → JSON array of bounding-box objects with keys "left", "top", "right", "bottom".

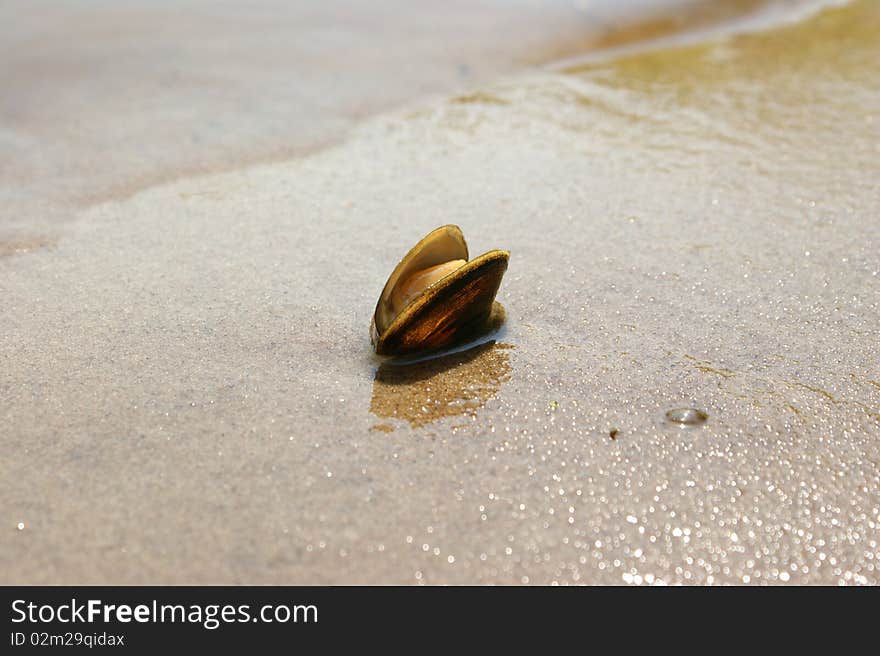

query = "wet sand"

[{"left": 2, "top": 0, "right": 879, "bottom": 584}]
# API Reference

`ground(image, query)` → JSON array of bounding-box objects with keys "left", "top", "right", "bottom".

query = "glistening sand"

[{"left": 1, "top": 0, "right": 878, "bottom": 584}]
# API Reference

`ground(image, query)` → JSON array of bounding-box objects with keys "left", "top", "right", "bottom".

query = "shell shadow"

[{"left": 370, "top": 340, "right": 513, "bottom": 431}]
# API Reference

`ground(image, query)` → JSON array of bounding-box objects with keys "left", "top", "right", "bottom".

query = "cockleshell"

[{"left": 371, "top": 225, "right": 509, "bottom": 356}]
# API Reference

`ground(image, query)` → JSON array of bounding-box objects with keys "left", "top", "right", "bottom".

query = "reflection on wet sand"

[
  {"left": 0, "top": 235, "right": 55, "bottom": 258},
  {"left": 370, "top": 342, "right": 513, "bottom": 430}
]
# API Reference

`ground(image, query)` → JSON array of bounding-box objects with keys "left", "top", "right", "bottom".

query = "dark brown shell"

[{"left": 371, "top": 226, "right": 509, "bottom": 357}]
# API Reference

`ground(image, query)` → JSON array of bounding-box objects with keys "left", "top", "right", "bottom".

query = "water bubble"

[{"left": 665, "top": 408, "right": 708, "bottom": 425}]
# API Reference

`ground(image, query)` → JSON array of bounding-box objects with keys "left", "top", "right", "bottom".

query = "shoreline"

[{"left": 0, "top": 1, "right": 845, "bottom": 238}]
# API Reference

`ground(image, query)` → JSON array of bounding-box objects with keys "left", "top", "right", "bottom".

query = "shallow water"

[
  {"left": 0, "top": 0, "right": 841, "bottom": 233},
  {"left": 2, "top": 0, "right": 878, "bottom": 584}
]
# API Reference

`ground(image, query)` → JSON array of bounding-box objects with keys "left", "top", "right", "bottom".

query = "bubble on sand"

[{"left": 665, "top": 408, "right": 708, "bottom": 425}]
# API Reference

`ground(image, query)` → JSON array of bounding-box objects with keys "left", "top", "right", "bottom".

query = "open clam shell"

[{"left": 371, "top": 225, "right": 509, "bottom": 356}]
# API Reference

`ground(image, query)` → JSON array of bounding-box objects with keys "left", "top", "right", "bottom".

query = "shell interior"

[{"left": 373, "top": 225, "right": 468, "bottom": 335}]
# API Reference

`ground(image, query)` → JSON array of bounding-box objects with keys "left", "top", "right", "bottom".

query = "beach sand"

[{"left": 2, "top": 0, "right": 878, "bottom": 584}]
